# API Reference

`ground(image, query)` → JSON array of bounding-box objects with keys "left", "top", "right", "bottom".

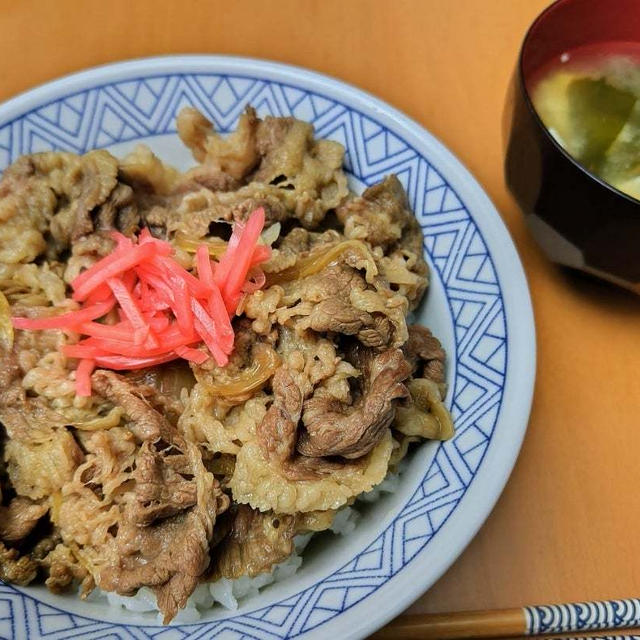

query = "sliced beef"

[
  {"left": 0, "top": 497, "right": 48, "bottom": 542},
  {"left": 336, "top": 174, "right": 413, "bottom": 249},
  {"left": 298, "top": 348, "right": 410, "bottom": 459},
  {"left": 175, "top": 165, "right": 241, "bottom": 194},
  {"left": 231, "top": 428, "right": 393, "bottom": 513},
  {"left": 259, "top": 366, "right": 302, "bottom": 464},
  {"left": 257, "top": 367, "right": 339, "bottom": 480},
  {"left": 0, "top": 541, "right": 38, "bottom": 585},
  {"left": 177, "top": 106, "right": 348, "bottom": 229},
  {"left": 396, "top": 327, "right": 453, "bottom": 441},
  {"left": 0, "top": 349, "right": 19, "bottom": 391},
  {"left": 124, "top": 361, "right": 194, "bottom": 426},
  {"left": 177, "top": 106, "right": 259, "bottom": 181},
  {"left": 5, "top": 427, "right": 82, "bottom": 500},
  {"left": 63, "top": 231, "right": 116, "bottom": 283},
  {"left": 56, "top": 369, "right": 231, "bottom": 623},
  {"left": 209, "top": 505, "right": 297, "bottom": 580},
  {"left": 94, "top": 182, "right": 140, "bottom": 236},
  {"left": 129, "top": 443, "right": 197, "bottom": 525},
  {"left": 302, "top": 266, "right": 373, "bottom": 334},
  {"left": 257, "top": 367, "right": 367, "bottom": 481},
  {"left": 404, "top": 324, "right": 446, "bottom": 383},
  {"left": 252, "top": 115, "right": 349, "bottom": 225},
  {"left": 0, "top": 167, "right": 56, "bottom": 264},
  {"left": 6, "top": 150, "right": 119, "bottom": 251},
  {"left": 91, "top": 370, "right": 173, "bottom": 442},
  {"left": 0, "top": 383, "right": 69, "bottom": 441},
  {"left": 118, "top": 144, "right": 180, "bottom": 195},
  {"left": 336, "top": 175, "right": 429, "bottom": 308},
  {"left": 282, "top": 262, "right": 400, "bottom": 349},
  {"left": 97, "top": 442, "right": 229, "bottom": 623},
  {"left": 41, "top": 543, "right": 92, "bottom": 595}
]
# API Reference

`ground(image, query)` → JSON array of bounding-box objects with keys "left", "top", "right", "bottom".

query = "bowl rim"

[{"left": 0, "top": 54, "right": 536, "bottom": 639}]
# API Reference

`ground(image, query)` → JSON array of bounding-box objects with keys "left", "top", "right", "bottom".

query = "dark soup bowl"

[{"left": 505, "top": 0, "right": 640, "bottom": 291}]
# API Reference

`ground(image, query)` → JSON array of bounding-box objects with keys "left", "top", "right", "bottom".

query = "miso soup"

[{"left": 531, "top": 42, "right": 640, "bottom": 201}]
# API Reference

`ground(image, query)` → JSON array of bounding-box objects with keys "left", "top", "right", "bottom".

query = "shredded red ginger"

[{"left": 12, "top": 208, "right": 269, "bottom": 397}]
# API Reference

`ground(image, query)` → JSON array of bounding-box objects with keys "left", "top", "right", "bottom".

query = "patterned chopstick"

[
  {"left": 526, "top": 598, "right": 640, "bottom": 636},
  {"left": 374, "top": 598, "right": 640, "bottom": 639},
  {"left": 562, "top": 637, "right": 640, "bottom": 640}
]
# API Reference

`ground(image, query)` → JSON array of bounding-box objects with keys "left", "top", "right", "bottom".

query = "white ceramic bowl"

[{"left": 0, "top": 56, "right": 535, "bottom": 640}]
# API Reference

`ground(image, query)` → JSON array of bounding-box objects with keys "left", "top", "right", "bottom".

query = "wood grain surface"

[{"left": 1, "top": 0, "right": 639, "bottom": 632}]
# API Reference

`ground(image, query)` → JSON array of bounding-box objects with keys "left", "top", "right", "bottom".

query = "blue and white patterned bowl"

[{"left": 0, "top": 56, "right": 535, "bottom": 640}]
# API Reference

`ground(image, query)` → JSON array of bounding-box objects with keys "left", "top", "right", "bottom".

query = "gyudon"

[{"left": 0, "top": 105, "right": 453, "bottom": 622}]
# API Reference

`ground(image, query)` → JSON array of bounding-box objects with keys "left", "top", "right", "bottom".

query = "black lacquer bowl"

[{"left": 505, "top": 0, "right": 640, "bottom": 291}]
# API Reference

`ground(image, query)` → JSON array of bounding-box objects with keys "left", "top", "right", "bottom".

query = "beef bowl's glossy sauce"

[{"left": 530, "top": 42, "right": 640, "bottom": 201}]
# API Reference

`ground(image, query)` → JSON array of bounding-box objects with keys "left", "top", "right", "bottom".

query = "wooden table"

[{"left": 3, "top": 0, "right": 640, "bottom": 632}]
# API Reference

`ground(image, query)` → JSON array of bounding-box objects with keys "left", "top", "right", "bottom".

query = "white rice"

[{"left": 88, "top": 469, "right": 400, "bottom": 621}]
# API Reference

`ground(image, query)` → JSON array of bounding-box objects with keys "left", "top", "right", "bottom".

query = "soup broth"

[{"left": 531, "top": 42, "right": 640, "bottom": 201}]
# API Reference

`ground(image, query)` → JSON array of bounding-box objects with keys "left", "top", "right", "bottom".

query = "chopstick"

[{"left": 372, "top": 598, "right": 640, "bottom": 639}]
